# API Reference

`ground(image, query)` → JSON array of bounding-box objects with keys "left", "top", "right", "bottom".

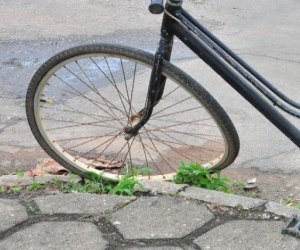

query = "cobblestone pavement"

[{"left": 0, "top": 181, "right": 299, "bottom": 250}]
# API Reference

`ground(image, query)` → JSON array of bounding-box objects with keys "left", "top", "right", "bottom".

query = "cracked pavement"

[{"left": 0, "top": 0, "right": 299, "bottom": 200}]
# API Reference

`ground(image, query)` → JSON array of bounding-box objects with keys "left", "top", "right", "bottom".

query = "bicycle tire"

[{"left": 26, "top": 44, "right": 240, "bottom": 180}]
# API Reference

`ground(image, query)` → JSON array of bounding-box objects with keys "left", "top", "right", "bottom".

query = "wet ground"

[{"left": 0, "top": 0, "right": 299, "bottom": 202}]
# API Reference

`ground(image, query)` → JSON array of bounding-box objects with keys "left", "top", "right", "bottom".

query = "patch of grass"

[
  {"left": 173, "top": 162, "right": 233, "bottom": 193},
  {"left": 62, "top": 179, "right": 105, "bottom": 194},
  {"left": 27, "top": 181, "right": 44, "bottom": 191},
  {"left": 49, "top": 171, "right": 141, "bottom": 196},
  {"left": 280, "top": 197, "right": 300, "bottom": 209},
  {"left": 16, "top": 170, "right": 25, "bottom": 178},
  {"left": 0, "top": 168, "right": 143, "bottom": 196},
  {"left": 121, "top": 165, "right": 152, "bottom": 177},
  {"left": 109, "top": 175, "right": 141, "bottom": 196},
  {"left": 173, "top": 162, "right": 261, "bottom": 197},
  {"left": 11, "top": 186, "right": 21, "bottom": 193}
]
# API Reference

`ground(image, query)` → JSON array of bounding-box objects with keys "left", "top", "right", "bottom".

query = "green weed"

[
  {"left": 280, "top": 197, "right": 300, "bottom": 209},
  {"left": 173, "top": 162, "right": 233, "bottom": 193},
  {"left": 11, "top": 186, "right": 21, "bottom": 193},
  {"left": 121, "top": 165, "right": 152, "bottom": 177},
  {"left": 0, "top": 186, "right": 5, "bottom": 193},
  {"left": 50, "top": 171, "right": 141, "bottom": 196},
  {"left": 16, "top": 170, "right": 25, "bottom": 178},
  {"left": 27, "top": 181, "right": 44, "bottom": 191},
  {"left": 109, "top": 175, "right": 141, "bottom": 196}
]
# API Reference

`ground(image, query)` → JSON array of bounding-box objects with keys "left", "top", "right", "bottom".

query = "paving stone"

[
  {"left": 195, "top": 220, "right": 299, "bottom": 250},
  {"left": 129, "top": 247, "right": 182, "bottom": 250},
  {"left": 0, "top": 199, "right": 28, "bottom": 232},
  {"left": 138, "top": 180, "right": 188, "bottom": 195},
  {"left": 180, "top": 187, "right": 266, "bottom": 209},
  {"left": 0, "top": 221, "right": 107, "bottom": 250},
  {"left": 34, "top": 193, "right": 135, "bottom": 214},
  {"left": 0, "top": 174, "right": 81, "bottom": 187},
  {"left": 33, "top": 175, "right": 81, "bottom": 184},
  {"left": 265, "top": 201, "right": 300, "bottom": 218},
  {"left": 110, "top": 196, "right": 214, "bottom": 239},
  {"left": 0, "top": 174, "right": 33, "bottom": 186}
]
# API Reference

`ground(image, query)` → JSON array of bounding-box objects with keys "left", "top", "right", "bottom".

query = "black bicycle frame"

[{"left": 127, "top": 0, "right": 300, "bottom": 147}]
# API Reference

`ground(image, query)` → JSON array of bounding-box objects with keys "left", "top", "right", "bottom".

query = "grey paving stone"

[
  {"left": 33, "top": 175, "right": 82, "bottom": 184},
  {"left": 265, "top": 202, "right": 300, "bottom": 218},
  {"left": 110, "top": 196, "right": 214, "bottom": 239},
  {"left": 0, "top": 199, "right": 28, "bottom": 232},
  {"left": 34, "top": 193, "right": 135, "bottom": 214},
  {"left": 0, "top": 174, "right": 81, "bottom": 187},
  {"left": 195, "top": 220, "right": 300, "bottom": 250},
  {"left": 129, "top": 247, "right": 182, "bottom": 250},
  {"left": 138, "top": 180, "right": 188, "bottom": 195},
  {"left": 0, "top": 221, "right": 107, "bottom": 250},
  {"left": 180, "top": 187, "right": 266, "bottom": 209},
  {"left": 0, "top": 175, "right": 33, "bottom": 186}
]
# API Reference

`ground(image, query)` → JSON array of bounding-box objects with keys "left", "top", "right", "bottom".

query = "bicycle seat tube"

[{"left": 124, "top": 2, "right": 181, "bottom": 140}]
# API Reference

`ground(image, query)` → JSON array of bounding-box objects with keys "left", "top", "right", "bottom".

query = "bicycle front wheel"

[{"left": 26, "top": 44, "right": 240, "bottom": 180}]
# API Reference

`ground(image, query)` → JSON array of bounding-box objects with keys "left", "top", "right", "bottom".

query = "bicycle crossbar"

[
  {"left": 181, "top": 9, "right": 300, "bottom": 111},
  {"left": 169, "top": 12, "right": 300, "bottom": 147}
]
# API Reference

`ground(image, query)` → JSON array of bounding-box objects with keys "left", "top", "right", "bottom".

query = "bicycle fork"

[{"left": 124, "top": 13, "right": 174, "bottom": 140}]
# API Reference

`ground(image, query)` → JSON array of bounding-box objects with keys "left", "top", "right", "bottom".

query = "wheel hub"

[{"left": 124, "top": 113, "right": 143, "bottom": 140}]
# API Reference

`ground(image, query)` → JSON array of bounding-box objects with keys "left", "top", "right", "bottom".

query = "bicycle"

[{"left": 26, "top": 0, "right": 300, "bottom": 181}]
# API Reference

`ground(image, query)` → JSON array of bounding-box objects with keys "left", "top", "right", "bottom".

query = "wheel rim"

[{"left": 34, "top": 52, "right": 228, "bottom": 180}]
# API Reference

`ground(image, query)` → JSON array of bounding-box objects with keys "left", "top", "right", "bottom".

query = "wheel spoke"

[
  {"left": 151, "top": 106, "right": 203, "bottom": 119},
  {"left": 136, "top": 135, "right": 165, "bottom": 177},
  {"left": 143, "top": 130, "right": 176, "bottom": 172},
  {"left": 104, "top": 57, "right": 129, "bottom": 116},
  {"left": 137, "top": 134, "right": 150, "bottom": 177},
  {"left": 45, "top": 120, "right": 120, "bottom": 131},
  {"left": 41, "top": 105, "right": 115, "bottom": 121},
  {"left": 78, "top": 131, "right": 122, "bottom": 162},
  {"left": 75, "top": 60, "right": 127, "bottom": 117},
  {"left": 152, "top": 96, "right": 193, "bottom": 116},
  {"left": 143, "top": 129, "right": 208, "bottom": 162},
  {"left": 144, "top": 118, "right": 215, "bottom": 132},
  {"left": 129, "top": 62, "right": 137, "bottom": 117},
  {"left": 53, "top": 74, "right": 125, "bottom": 126},
  {"left": 144, "top": 124, "right": 222, "bottom": 152}
]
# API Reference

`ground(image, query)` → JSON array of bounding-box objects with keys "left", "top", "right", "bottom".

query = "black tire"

[{"left": 26, "top": 44, "right": 240, "bottom": 180}]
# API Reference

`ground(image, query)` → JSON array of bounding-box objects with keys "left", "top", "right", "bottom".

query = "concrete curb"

[
  {"left": 0, "top": 174, "right": 81, "bottom": 187},
  {"left": 0, "top": 175, "right": 299, "bottom": 218},
  {"left": 139, "top": 180, "right": 300, "bottom": 218}
]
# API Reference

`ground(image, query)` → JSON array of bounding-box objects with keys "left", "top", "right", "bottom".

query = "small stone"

[
  {"left": 247, "top": 178, "right": 257, "bottom": 184},
  {"left": 244, "top": 183, "right": 258, "bottom": 190},
  {"left": 261, "top": 213, "right": 271, "bottom": 219}
]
